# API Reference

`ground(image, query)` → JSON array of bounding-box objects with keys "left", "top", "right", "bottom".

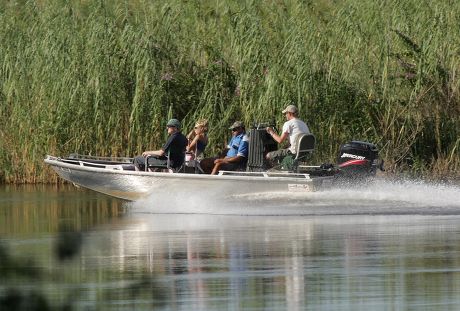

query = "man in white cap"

[{"left": 265, "top": 104, "right": 310, "bottom": 165}]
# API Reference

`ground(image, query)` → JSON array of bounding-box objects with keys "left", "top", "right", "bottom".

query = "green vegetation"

[
  {"left": 0, "top": 0, "right": 458, "bottom": 183},
  {"left": 1, "top": 225, "right": 165, "bottom": 310}
]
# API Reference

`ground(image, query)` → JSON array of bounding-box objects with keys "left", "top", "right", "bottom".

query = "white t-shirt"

[{"left": 282, "top": 118, "right": 310, "bottom": 154}]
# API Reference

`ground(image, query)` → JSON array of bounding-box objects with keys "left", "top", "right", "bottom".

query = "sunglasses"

[{"left": 231, "top": 127, "right": 240, "bottom": 131}]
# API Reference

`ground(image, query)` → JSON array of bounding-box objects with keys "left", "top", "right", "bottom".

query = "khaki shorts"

[{"left": 266, "top": 149, "right": 292, "bottom": 162}]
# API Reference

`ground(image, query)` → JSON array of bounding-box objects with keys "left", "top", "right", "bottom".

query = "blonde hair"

[
  {"left": 194, "top": 119, "right": 208, "bottom": 132},
  {"left": 187, "top": 119, "right": 209, "bottom": 140}
]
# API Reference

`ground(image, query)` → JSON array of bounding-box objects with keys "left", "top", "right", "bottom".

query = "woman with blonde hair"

[{"left": 186, "top": 119, "right": 209, "bottom": 160}]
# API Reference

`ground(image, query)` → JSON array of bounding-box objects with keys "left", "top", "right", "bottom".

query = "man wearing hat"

[
  {"left": 265, "top": 104, "right": 310, "bottom": 165},
  {"left": 134, "top": 118, "right": 188, "bottom": 171},
  {"left": 200, "top": 121, "right": 249, "bottom": 174}
]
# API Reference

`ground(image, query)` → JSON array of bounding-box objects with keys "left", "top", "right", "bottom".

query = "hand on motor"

[{"left": 266, "top": 127, "right": 274, "bottom": 135}]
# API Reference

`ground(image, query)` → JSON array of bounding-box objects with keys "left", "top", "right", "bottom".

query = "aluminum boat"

[
  {"left": 44, "top": 155, "right": 338, "bottom": 200},
  {"left": 44, "top": 126, "right": 383, "bottom": 201}
]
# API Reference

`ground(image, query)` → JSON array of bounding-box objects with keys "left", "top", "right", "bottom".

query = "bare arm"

[
  {"left": 142, "top": 149, "right": 165, "bottom": 157},
  {"left": 266, "top": 127, "right": 288, "bottom": 144},
  {"left": 186, "top": 130, "right": 195, "bottom": 140},
  {"left": 214, "top": 155, "right": 244, "bottom": 164},
  {"left": 187, "top": 130, "right": 208, "bottom": 152},
  {"left": 187, "top": 135, "right": 200, "bottom": 152}
]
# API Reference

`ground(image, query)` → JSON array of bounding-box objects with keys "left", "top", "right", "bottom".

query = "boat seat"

[
  {"left": 292, "top": 133, "right": 315, "bottom": 172},
  {"left": 169, "top": 146, "right": 204, "bottom": 174},
  {"left": 145, "top": 152, "right": 195, "bottom": 173},
  {"left": 183, "top": 150, "right": 204, "bottom": 173},
  {"left": 277, "top": 133, "right": 315, "bottom": 171},
  {"left": 144, "top": 154, "right": 171, "bottom": 172}
]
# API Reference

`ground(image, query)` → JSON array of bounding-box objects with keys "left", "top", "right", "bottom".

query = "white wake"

[{"left": 129, "top": 179, "right": 460, "bottom": 216}]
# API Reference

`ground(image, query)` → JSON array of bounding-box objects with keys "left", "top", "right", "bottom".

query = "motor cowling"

[{"left": 337, "top": 141, "right": 380, "bottom": 179}]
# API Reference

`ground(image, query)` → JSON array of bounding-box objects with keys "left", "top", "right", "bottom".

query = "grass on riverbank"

[{"left": 0, "top": 0, "right": 458, "bottom": 183}]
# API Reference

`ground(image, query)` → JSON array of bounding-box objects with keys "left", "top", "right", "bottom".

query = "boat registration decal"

[{"left": 288, "top": 183, "right": 313, "bottom": 192}]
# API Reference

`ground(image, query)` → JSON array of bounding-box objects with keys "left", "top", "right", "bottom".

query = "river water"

[{"left": 1, "top": 181, "right": 460, "bottom": 310}]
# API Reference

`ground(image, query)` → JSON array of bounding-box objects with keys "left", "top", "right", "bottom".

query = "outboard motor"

[{"left": 337, "top": 141, "right": 381, "bottom": 179}]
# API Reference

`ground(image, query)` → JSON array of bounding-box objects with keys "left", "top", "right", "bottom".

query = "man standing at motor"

[{"left": 265, "top": 104, "right": 310, "bottom": 165}]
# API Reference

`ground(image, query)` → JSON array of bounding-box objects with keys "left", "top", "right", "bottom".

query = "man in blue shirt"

[{"left": 201, "top": 121, "right": 249, "bottom": 175}]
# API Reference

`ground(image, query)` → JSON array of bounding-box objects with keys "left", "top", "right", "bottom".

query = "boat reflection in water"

[
  {"left": 104, "top": 181, "right": 460, "bottom": 309},
  {"left": 1, "top": 183, "right": 460, "bottom": 310},
  {"left": 95, "top": 206, "right": 460, "bottom": 310}
]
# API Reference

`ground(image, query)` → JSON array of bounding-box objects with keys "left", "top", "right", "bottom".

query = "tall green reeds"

[{"left": 0, "top": 0, "right": 459, "bottom": 183}]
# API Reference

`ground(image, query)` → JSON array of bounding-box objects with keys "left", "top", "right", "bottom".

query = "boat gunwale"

[{"left": 44, "top": 155, "right": 329, "bottom": 183}]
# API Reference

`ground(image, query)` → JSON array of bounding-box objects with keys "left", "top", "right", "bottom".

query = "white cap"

[{"left": 282, "top": 105, "right": 298, "bottom": 114}]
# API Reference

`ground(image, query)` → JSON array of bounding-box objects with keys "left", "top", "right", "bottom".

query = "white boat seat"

[{"left": 293, "top": 133, "right": 315, "bottom": 172}]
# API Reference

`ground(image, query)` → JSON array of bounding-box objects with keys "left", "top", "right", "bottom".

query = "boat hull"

[{"left": 45, "top": 156, "right": 332, "bottom": 201}]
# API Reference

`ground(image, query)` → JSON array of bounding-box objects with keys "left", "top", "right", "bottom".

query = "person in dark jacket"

[{"left": 134, "top": 119, "right": 188, "bottom": 171}]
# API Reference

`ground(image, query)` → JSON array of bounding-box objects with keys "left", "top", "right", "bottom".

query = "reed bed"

[{"left": 0, "top": 0, "right": 458, "bottom": 183}]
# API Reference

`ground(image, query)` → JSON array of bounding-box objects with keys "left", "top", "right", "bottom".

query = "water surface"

[{"left": 1, "top": 182, "right": 460, "bottom": 310}]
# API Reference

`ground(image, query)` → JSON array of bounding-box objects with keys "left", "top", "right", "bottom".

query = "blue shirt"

[{"left": 226, "top": 132, "right": 249, "bottom": 158}]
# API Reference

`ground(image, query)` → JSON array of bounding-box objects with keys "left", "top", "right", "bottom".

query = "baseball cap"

[
  {"left": 282, "top": 105, "right": 298, "bottom": 114},
  {"left": 228, "top": 121, "right": 244, "bottom": 130},
  {"left": 166, "top": 118, "right": 181, "bottom": 130}
]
